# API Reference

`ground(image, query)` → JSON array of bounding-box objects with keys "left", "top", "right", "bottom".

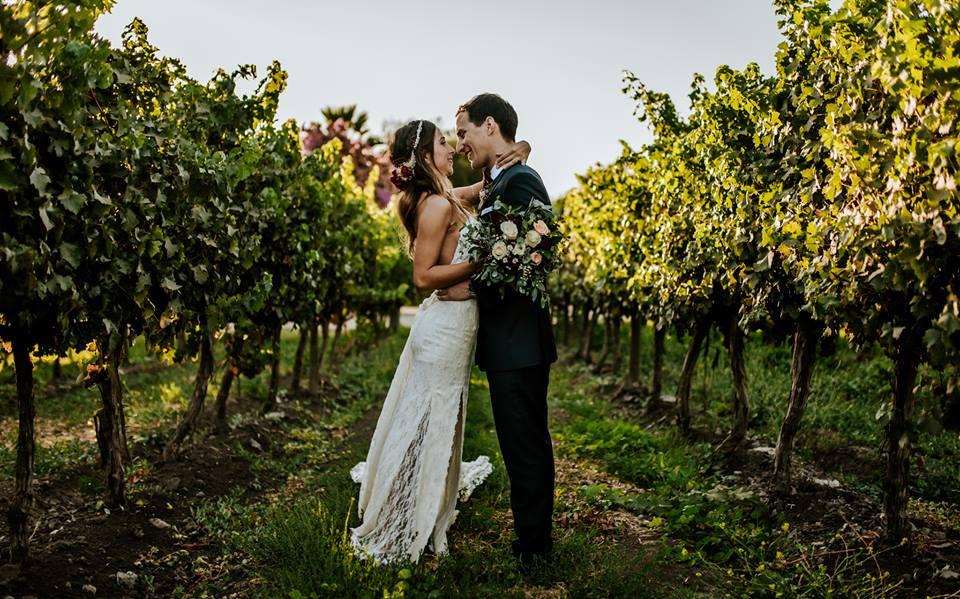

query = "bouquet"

[{"left": 461, "top": 198, "right": 562, "bottom": 307}]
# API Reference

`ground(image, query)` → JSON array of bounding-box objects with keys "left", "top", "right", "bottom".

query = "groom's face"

[{"left": 455, "top": 110, "right": 491, "bottom": 170}]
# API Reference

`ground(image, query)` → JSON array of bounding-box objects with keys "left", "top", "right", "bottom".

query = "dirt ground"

[{"left": 0, "top": 385, "right": 333, "bottom": 598}]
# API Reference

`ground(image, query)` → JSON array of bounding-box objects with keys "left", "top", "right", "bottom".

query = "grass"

[
  {"left": 610, "top": 325, "right": 960, "bottom": 504},
  {"left": 546, "top": 322, "right": 960, "bottom": 597},
  {"left": 0, "top": 327, "right": 362, "bottom": 480},
  {"left": 193, "top": 331, "right": 693, "bottom": 598},
  {"left": 2, "top": 318, "right": 955, "bottom": 597},
  {"left": 553, "top": 359, "right": 915, "bottom": 597},
  {"left": 185, "top": 322, "right": 955, "bottom": 597}
]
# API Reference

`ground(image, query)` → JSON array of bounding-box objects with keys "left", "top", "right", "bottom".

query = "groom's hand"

[{"left": 437, "top": 279, "right": 474, "bottom": 302}]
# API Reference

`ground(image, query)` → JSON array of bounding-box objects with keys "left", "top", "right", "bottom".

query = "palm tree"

[{"left": 320, "top": 104, "right": 369, "bottom": 136}]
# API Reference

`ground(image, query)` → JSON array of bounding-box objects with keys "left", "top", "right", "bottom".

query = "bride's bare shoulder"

[{"left": 415, "top": 193, "right": 454, "bottom": 220}]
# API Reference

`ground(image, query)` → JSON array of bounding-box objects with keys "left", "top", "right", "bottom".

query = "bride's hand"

[{"left": 495, "top": 140, "right": 531, "bottom": 169}]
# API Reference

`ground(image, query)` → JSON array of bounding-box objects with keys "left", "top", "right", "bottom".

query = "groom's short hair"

[{"left": 457, "top": 94, "right": 518, "bottom": 142}]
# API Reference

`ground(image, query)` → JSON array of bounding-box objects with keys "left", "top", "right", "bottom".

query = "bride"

[{"left": 349, "top": 119, "right": 529, "bottom": 564}]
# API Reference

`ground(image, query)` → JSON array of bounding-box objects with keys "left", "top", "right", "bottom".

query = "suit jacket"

[{"left": 474, "top": 164, "right": 558, "bottom": 372}]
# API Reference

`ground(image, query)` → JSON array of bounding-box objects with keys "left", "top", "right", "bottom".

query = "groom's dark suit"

[{"left": 474, "top": 163, "right": 557, "bottom": 560}]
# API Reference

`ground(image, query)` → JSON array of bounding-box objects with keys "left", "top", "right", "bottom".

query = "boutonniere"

[
  {"left": 478, "top": 168, "right": 494, "bottom": 208},
  {"left": 479, "top": 184, "right": 491, "bottom": 208}
]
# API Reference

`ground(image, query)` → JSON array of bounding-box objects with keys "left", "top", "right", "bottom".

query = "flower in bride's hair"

[
  {"left": 491, "top": 241, "right": 509, "bottom": 259},
  {"left": 533, "top": 220, "right": 550, "bottom": 235},
  {"left": 525, "top": 230, "right": 542, "bottom": 248},
  {"left": 390, "top": 164, "right": 414, "bottom": 189},
  {"left": 530, "top": 251, "right": 543, "bottom": 266},
  {"left": 499, "top": 220, "right": 519, "bottom": 240}
]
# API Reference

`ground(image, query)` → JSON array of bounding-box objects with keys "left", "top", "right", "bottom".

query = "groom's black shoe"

[
  {"left": 516, "top": 550, "right": 551, "bottom": 576},
  {"left": 513, "top": 538, "right": 553, "bottom": 575}
]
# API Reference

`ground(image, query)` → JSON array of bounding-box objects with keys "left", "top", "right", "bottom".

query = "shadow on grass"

[{"left": 225, "top": 358, "right": 688, "bottom": 598}]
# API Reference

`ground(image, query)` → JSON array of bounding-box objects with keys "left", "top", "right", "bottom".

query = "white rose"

[
  {"left": 491, "top": 241, "right": 508, "bottom": 259},
  {"left": 500, "top": 221, "right": 519, "bottom": 240},
  {"left": 512, "top": 242, "right": 525, "bottom": 255},
  {"left": 525, "top": 230, "right": 542, "bottom": 248}
]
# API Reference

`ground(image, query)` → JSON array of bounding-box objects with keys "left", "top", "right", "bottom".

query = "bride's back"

[{"left": 414, "top": 192, "right": 469, "bottom": 268}]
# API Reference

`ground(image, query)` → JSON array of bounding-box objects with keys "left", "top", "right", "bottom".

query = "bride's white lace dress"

[{"left": 349, "top": 224, "right": 492, "bottom": 564}]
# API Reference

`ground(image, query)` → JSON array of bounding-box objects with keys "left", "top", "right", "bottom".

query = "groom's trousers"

[{"left": 487, "top": 363, "right": 554, "bottom": 557}]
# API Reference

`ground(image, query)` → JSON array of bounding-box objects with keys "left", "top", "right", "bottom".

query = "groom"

[{"left": 443, "top": 93, "right": 557, "bottom": 570}]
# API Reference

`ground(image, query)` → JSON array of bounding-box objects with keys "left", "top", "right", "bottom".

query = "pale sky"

[{"left": 95, "top": 0, "right": 791, "bottom": 197}]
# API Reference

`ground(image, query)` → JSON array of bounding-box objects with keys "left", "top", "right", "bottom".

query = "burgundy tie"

[{"left": 482, "top": 167, "right": 493, "bottom": 187}]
